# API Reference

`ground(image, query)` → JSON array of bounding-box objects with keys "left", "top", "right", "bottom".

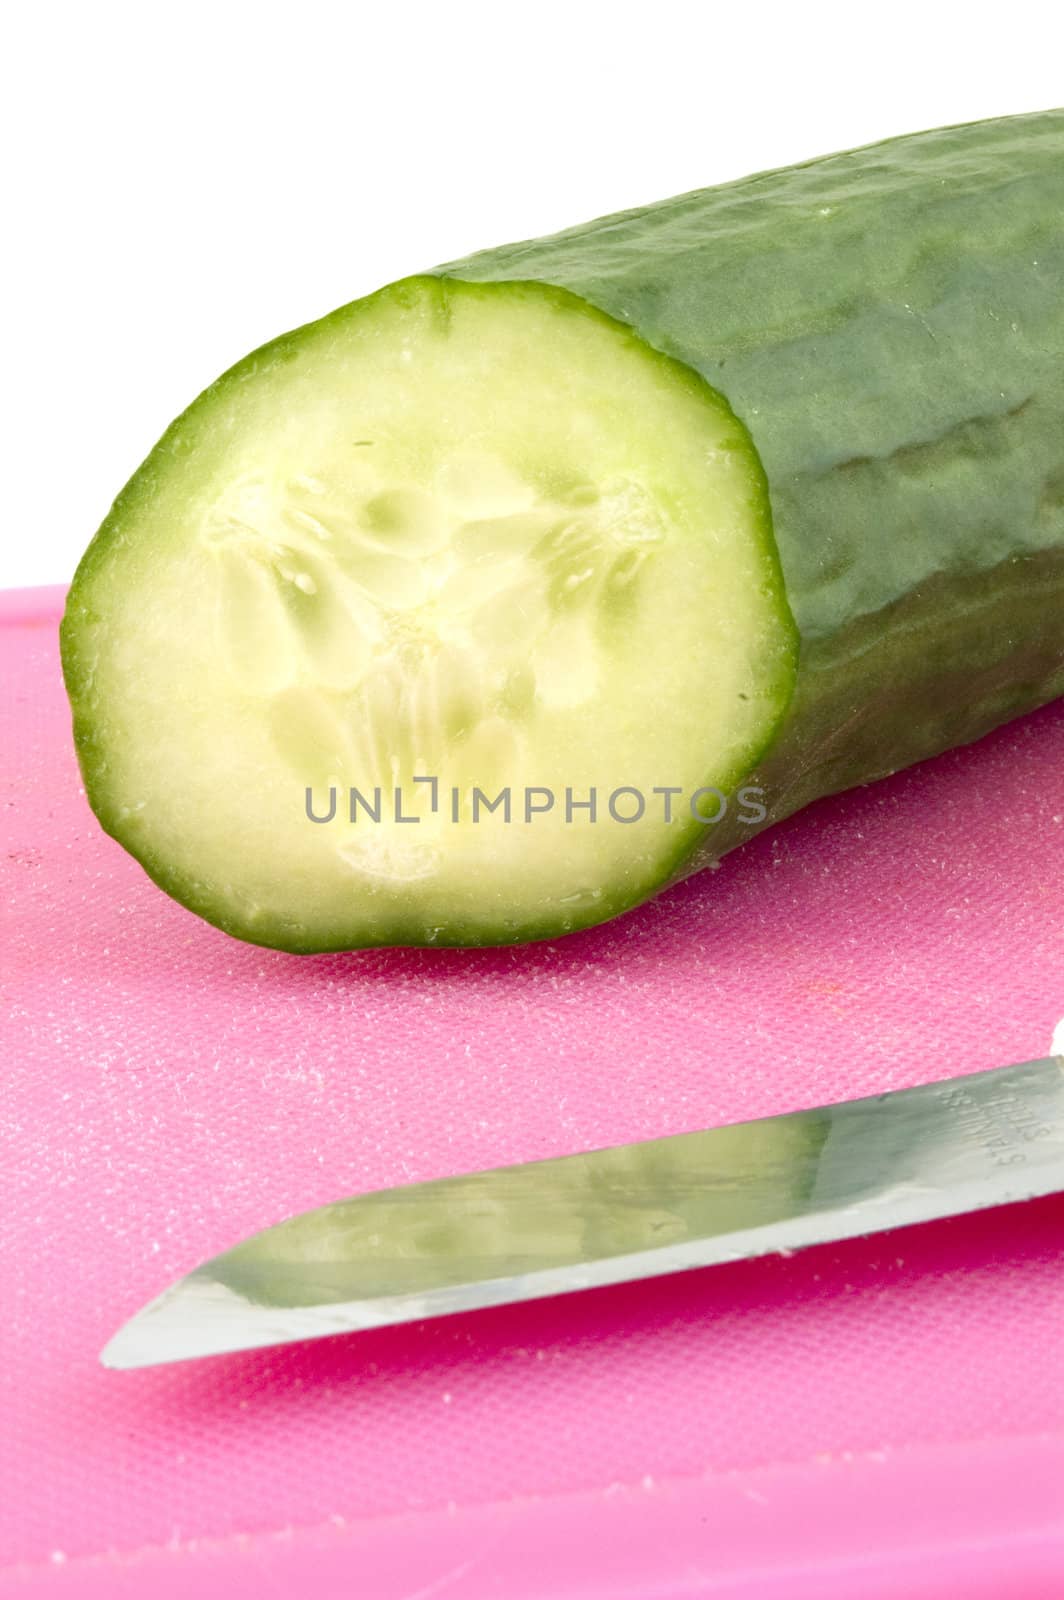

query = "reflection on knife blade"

[{"left": 102, "top": 1055, "right": 1064, "bottom": 1369}]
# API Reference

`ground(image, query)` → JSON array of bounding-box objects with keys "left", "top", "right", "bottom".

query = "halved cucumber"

[
  {"left": 62, "top": 110, "right": 1064, "bottom": 951},
  {"left": 61, "top": 277, "right": 794, "bottom": 948}
]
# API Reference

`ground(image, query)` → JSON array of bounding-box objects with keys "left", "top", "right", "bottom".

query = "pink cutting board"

[{"left": 3, "top": 584, "right": 1064, "bottom": 1598}]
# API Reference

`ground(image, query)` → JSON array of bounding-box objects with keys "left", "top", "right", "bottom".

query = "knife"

[{"left": 102, "top": 1054, "right": 1064, "bottom": 1368}]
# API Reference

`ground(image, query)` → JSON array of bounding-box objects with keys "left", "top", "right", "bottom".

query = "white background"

[{"left": 4, "top": 1, "right": 1062, "bottom": 588}]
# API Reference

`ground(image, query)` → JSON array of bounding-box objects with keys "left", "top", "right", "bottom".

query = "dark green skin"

[{"left": 435, "top": 109, "right": 1064, "bottom": 872}]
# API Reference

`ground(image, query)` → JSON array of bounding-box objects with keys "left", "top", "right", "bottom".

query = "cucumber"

[{"left": 61, "top": 110, "right": 1064, "bottom": 952}]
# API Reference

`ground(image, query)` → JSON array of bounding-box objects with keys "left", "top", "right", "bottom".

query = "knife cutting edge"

[{"left": 102, "top": 1055, "right": 1064, "bottom": 1369}]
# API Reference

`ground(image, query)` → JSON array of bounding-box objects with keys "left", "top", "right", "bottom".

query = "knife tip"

[
  {"left": 98, "top": 1275, "right": 230, "bottom": 1370},
  {"left": 97, "top": 1270, "right": 346, "bottom": 1369},
  {"left": 99, "top": 1323, "right": 141, "bottom": 1370}
]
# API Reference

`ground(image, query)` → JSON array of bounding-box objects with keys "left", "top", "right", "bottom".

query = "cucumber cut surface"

[{"left": 62, "top": 277, "right": 794, "bottom": 949}]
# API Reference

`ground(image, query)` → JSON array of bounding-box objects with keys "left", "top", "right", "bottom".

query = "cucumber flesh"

[{"left": 62, "top": 277, "right": 794, "bottom": 949}]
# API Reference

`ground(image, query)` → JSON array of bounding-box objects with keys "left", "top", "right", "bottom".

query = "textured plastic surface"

[{"left": 3, "top": 585, "right": 1064, "bottom": 1596}]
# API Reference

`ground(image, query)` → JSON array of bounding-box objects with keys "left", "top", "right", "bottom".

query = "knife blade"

[{"left": 102, "top": 1054, "right": 1064, "bottom": 1368}]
